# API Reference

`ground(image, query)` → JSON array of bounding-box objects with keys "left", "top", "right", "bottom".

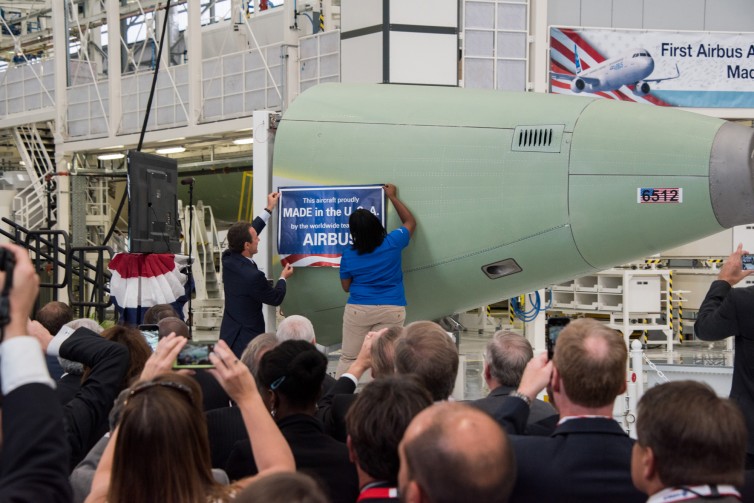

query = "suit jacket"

[
  {"left": 60, "top": 328, "right": 130, "bottom": 471},
  {"left": 509, "top": 417, "right": 645, "bottom": 503},
  {"left": 316, "top": 375, "right": 357, "bottom": 442},
  {"left": 206, "top": 406, "right": 247, "bottom": 469},
  {"left": 0, "top": 383, "right": 72, "bottom": 503},
  {"left": 695, "top": 280, "right": 754, "bottom": 454},
  {"left": 56, "top": 372, "right": 82, "bottom": 405},
  {"left": 219, "top": 217, "right": 286, "bottom": 357},
  {"left": 225, "top": 414, "right": 360, "bottom": 503},
  {"left": 472, "top": 385, "right": 559, "bottom": 436},
  {"left": 193, "top": 369, "right": 230, "bottom": 411}
]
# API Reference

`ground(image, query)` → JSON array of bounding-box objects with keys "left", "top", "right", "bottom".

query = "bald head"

[
  {"left": 157, "top": 317, "right": 190, "bottom": 339},
  {"left": 398, "top": 402, "right": 515, "bottom": 503}
]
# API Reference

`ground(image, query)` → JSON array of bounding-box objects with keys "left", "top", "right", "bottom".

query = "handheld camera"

[
  {"left": 173, "top": 342, "right": 215, "bottom": 369},
  {"left": 743, "top": 254, "right": 754, "bottom": 271}
]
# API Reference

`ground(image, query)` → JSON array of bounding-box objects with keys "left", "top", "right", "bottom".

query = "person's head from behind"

[
  {"left": 227, "top": 221, "right": 255, "bottom": 254},
  {"left": 86, "top": 325, "right": 152, "bottom": 389},
  {"left": 395, "top": 321, "right": 459, "bottom": 401},
  {"left": 632, "top": 380, "right": 746, "bottom": 496},
  {"left": 36, "top": 301, "right": 73, "bottom": 335},
  {"left": 257, "top": 340, "right": 327, "bottom": 417},
  {"left": 241, "top": 332, "right": 278, "bottom": 376},
  {"left": 110, "top": 374, "right": 225, "bottom": 503},
  {"left": 349, "top": 208, "right": 386, "bottom": 255},
  {"left": 371, "top": 326, "right": 402, "bottom": 379},
  {"left": 346, "top": 376, "right": 432, "bottom": 485},
  {"left": 551, "top": 318, "right": 626, "bottom": 409},
  {"left": 143, "top": 304, "right": 179, "bottom": 324},
  {"left": 57, "top": 318, "right": 105, "bottom": 376},
  {"left": 484, "top": 330, "right": 533, "bottom": 389},
  {"left": 276, "top": 315, "right": 316, "bottom": 344},
  {"left": 398, "top": 402, "right": 515, "bottom": 503},
  {"left": 157, "top": 316, "right": 190, "bottom": 340},
  {"left": 234, "top": 472, "right": 329, "bottom": 503}
]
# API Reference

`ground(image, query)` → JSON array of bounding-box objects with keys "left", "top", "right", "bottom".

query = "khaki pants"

[{"left": 336, "top": 304, "right": 406, "bottom": 378}]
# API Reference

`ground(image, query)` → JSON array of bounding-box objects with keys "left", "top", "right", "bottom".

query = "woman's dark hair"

[
  {"left": 109, "top": 374, "right": 228, "bottom": 503},
  {"left": 257, "top": 340, "right": 327, "bottom": 409},
  {"left": 349, "top": 209, "right": 386, "bottom": 255},
  {"left": 235, "top": 472, "right": 329, "bottom": 503}
]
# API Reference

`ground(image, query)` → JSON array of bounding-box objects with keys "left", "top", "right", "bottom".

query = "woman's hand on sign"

[
  {"left": 281, "top": 263, "right": 294, "bottom": 279},
  {"left": 383, "top": 184, "right": 397, "bottom": 199}
]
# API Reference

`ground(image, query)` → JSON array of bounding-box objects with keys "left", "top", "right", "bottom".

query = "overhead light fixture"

[
  {"left": 98, "top": 153, "right": 125, "bottom": 160},
  {"left": 19, "top": 160, "right": 25, "bottom": 166},
  {"left": 155, "top": 146, "right": 186, "bottom": 155},
  {"left": 233, "top": 137, "right": 254, "bottom": 145},
  {"left": 158, "top": 137, "right": 185, "bottom": 143}
]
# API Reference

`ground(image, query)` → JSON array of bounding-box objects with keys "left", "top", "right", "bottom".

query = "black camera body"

[{"left": 0, "top": 247, "right": 16, "bottom": 334}]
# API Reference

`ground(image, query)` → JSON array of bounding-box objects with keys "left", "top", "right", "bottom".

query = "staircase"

[
  {"left": 12, "top": 124, "right": 56, "bottom": 230},
  {"left": 181, "top": 200, "right": 225, "bottom": 330}
]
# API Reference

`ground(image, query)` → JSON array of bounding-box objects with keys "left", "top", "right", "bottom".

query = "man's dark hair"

[
  {"left": 553, "top": 318, "right": 626, "bottom": 407},
  {"left": 346, "top": 376, "right": 432, "bottom": 483},
  {"left": 485, "top": 331, "right": 533, "bottom": 387},
  {"left": 637, "top": 380, "right": 745, "bottom": 487},
  {"left": 157, "top": 317, "right": 190, "bottom": 340},
  {"left": 395, "top": 321, "right": 459, "bottom": 401},
  {"left": 226, "top": 221, "right": 253, "bottom": 254},
  {"left": 349, "top": 209, "right": 386, "bottom": 255},
  {"left": 257, "top": 340, "right": 327, "bottom": 409},
  {"left": 36, "top": 301, "right": 74, "bottom": 335},
  {"left": 143, "top": 304, "right": 179, "bottom": 324}
]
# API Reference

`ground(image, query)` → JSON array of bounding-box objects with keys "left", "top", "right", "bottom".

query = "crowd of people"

[{"left": 1, "top": 185, "right": 753, "bottom": 502}]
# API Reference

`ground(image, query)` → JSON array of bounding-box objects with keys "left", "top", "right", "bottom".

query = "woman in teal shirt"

[{"left": 336, "top": 184, "right": 416, "bottom": 377}]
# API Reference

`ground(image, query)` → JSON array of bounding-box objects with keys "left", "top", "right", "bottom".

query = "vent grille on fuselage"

[{"left": 511, "top": 125, "right": 565, "bottom": 153}]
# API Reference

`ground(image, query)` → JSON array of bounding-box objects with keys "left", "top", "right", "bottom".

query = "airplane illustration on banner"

[{"left": 551, "top": 45, "right": 680, "bottom": 96}]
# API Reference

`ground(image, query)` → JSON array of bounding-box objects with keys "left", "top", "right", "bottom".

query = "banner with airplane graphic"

[{"left": 550, "top": 27, "right": 754, "bottom": 108}]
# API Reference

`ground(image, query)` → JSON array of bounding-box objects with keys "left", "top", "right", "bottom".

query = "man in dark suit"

[
  {"left": 509, "top": 318, "right": 644, "bottom": 503},
  {"left": 632, "top": 381, "right": 745, "bottom": 502},
  {"left": 220, "top": 192, "right": 294, "bottom": 357},
  {"left": 0, "top": 243, "right": 72, "bottom": 502},
  {"left": 695, "top": 244, "right": 754, "bottom": 469},
  {"left": 472, "top": 330, "right": 558, "bottom": 435}
]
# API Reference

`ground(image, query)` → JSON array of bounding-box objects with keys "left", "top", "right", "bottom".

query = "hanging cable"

[
  {"left": 101, "top": 0, "right": 173, "bottom": 248},
  {"left": 510, "top": 289, "right": 552, "bottom": 323}
]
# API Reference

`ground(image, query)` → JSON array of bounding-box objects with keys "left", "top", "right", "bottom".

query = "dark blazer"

[
  {"left": 695, "top": 280, "right": 754, "bottom": 454},
  {"left": 56, "top": 372, "right": 82, "bottom": 405},
  {"left": 206, "top": 406, "right": 247, "bottom": 469},
  {"left": 225, "top": 414, "right": 359, "bottom": 503},
  {"left": 509, "top": 417, "right": 644, "bottom": 503},
  {"left": 0, "top": 383, "right": 73, "bottom": 502},
  {"left": 472, "top": 385, "right": 559, "bottom": 436},
  {"left": 193, "top": 369, "right": 230, "bottom": 411},
  {"left": 316, "top": 375, "right": 357, "bottom": 442},
  {"left": 219, "top": 217, "right": 287, "bottom": 357},
  {"left": 60, "top": 328, "right": 130, "bottom": 471}
]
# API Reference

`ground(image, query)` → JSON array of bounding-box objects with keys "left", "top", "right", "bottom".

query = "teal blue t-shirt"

[{"left": 339, "top": 226, "right": 411, "bottom": 306}]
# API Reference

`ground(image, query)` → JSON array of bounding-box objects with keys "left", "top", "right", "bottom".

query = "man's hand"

[
  {"left": 281, "top": 263, "right": 294, "bottom": 280},
  {"left": 266, "top": 192, "right": 280, "bottom": 211},
  {"left": 1, "top": 243, "right": 40, "bottom": 340},
  {"left": 384, "top": 184, "right": 397, "bottom": 199},
  {"left": 348, "top": 328, "right": 386, "bottom": 379},
  {"left": 209, "top": 339, "right": 259, "bottom": 407},
  {"left": 718, "top": 243, "right": 752, "bottom": 286},
  {"left": 139, "top": 333, "right": 188, "bottom": 381},
  {"left": 517, "top": 352, "right": 553, "bottom": 402},
  {"left": 27, "top": 319, "right": 53, "bottom": 352}
]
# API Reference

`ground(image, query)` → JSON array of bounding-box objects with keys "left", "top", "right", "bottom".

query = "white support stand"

[
  {"left": 253, "top": 110, "right": 277, "bottom": 332},
  {"left": 525, "top": 289, "right": 547, "bottom": 356}
]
